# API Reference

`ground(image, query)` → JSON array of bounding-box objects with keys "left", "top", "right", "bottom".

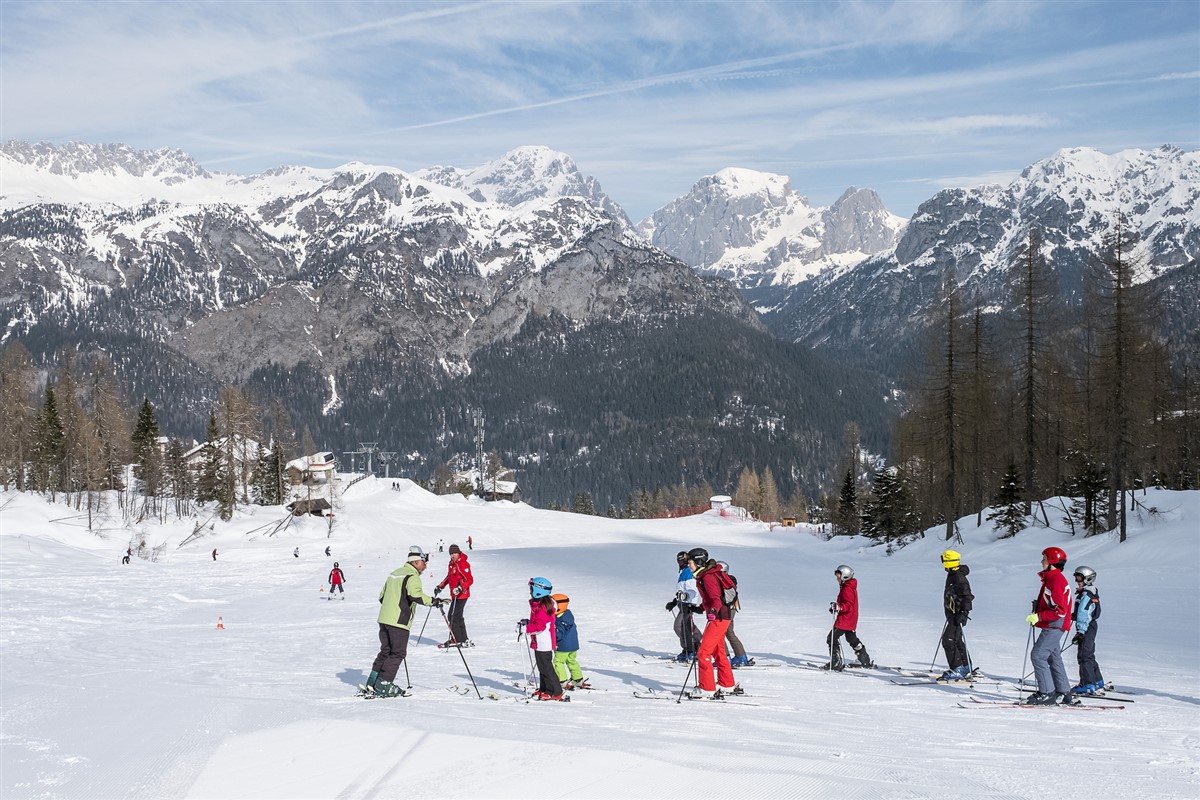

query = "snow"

[{"left": 2, "top": 481, "right": 1197, "bottom": 799}]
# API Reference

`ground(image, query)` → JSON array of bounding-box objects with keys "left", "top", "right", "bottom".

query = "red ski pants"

[{"left": 697, "top": 619, "right": 734, "bottom": 692}]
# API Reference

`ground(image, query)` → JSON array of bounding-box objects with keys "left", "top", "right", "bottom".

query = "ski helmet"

[
  {"left": 941, "top": 550, "right": 961, "bottom": 569},
  {"left": 333, "top": 562, "right": 339, "bottom": 568},
  {"left": 1041, "top": 546, "right": 1067, "bottom": 568},
  {"left": 1073, "top": 565, "right": 1097, "bottom": 586},
  {"left": 529, "top": 577, "right": 553, "bottom": 599},
  {"left": 834, "top": 564, "right": 854, "bottom": 581},
  {"left": 687, "top": 547, "right": 709, "bottom": 565},
  {"left": 676, "top": 550, "right": 689, "bottom": 565},
  {"left": 717, "top": 561, "right": 730, "bottom": 573},
  {"left": 407, "top": 545, "right": 429, "bottom": 563},
  {"left": 551, "top": 592, "right": 570, "bottom": 612}
]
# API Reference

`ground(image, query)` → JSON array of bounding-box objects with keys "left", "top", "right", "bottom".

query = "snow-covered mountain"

[{"left": 637, "top": 168, "right": 906, "bottom": 291}]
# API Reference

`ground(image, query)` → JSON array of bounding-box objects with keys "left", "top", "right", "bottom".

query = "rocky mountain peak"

[{"left": 1, "top": 140, "right": 210, "bottom": 181}]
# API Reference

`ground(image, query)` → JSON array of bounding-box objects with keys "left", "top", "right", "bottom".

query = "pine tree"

[
  {"left": 860, "top": 466, "right": 916, "bottom": 544},
  {"left": 0, "top": 343, "right": 37, "bottom": 491},
  {"left": 833, "top": 468, "right": 860, "bottom": 536},
  {"left": 986, "top": 464, "right": 1027, "bottom": 539},
  {"left": 196, "top": 412, "right": 223, "bottom": 504},
  {"left": 30, "top": 389, "right": 65, "bottom": 495},
  {"left": 572, "top": 491, "right": 597, "bottom": 515},
  {"left": 131, "top": 399, "right": 163, "bottom": 498}
]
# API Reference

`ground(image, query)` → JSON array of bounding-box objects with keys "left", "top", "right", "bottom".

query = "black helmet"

[
  {"left": 333, "top": 562, "right": 339, "bottom": 568},
  {"left": 687, "top": 547, "right": 709, "bottom": 565},
  {"left": 676, "top": 550, "right": 689, "bottom": 565}
]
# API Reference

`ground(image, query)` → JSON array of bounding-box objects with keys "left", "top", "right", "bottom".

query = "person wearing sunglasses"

[{"left": 362, "top": 546, "right": 444, "bottom": 698}]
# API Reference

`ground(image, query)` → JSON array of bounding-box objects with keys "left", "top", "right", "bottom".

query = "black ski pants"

[
  {"left": 371, "top": 623, "right": 411, "bottom": 683},
  {"left": 1076, "top": 623, "right": 1103, "bottom": 686},
  {"left": 942, "top": 618, "right": 969, "bottom": 670},
  {"left": 534, "top": 650, "right": 563, "bottom": 696},
  {"left": 827, "top": 628, "right": 863, "bottom": 664},
  {"left": 448, "top": 597, "right": 469, "bottom": 643}
]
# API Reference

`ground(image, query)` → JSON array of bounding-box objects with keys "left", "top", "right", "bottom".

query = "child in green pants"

[{"left": 552, "top": 593, "right": 588, "bottom": 690}]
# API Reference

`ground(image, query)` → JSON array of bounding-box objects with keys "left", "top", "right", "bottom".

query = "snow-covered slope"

[{"left": 2, "top": 481, "right": 1196, "bottom": 798}]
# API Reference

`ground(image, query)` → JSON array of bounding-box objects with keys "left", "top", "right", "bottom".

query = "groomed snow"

[{"left": 1, "top": 481, "right": 1197, "bottom": 799}]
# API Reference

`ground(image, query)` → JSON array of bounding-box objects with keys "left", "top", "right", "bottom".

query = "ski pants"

[
  {"left": 673, "top": 608, "right": 701, "bottom": 654},
  {"left": 553, "top": 650, "right": 584, "bottom": 682},
  {"left": 697, "top": 619, "right": 735, "bottom": 692},
  {"left": 1076, "top": 624, "right": 1103, "bottom": 686},
  {"left": 1030, "top": 627, "right": 1070, "bottom": 694},
  {"left": 447, "top": 597, "right": 468, "bottom": 643},
  {"left": 724, "top": 608, "right": 746, "bottom": 659},
  {"left": 534, "top": 650, "right": 563, "bottom": 696},
  {"left": 371, "top": 623, "right": 412, "bottom": 683},
  {"left": 942, "top": 619, "right": 969, "bottom": 670},
  {"left": 330, "top": 583, "right": 344, "bottom": 595},
  {"left": 827, "top": 627, "right": 863, "bottom": 665}
]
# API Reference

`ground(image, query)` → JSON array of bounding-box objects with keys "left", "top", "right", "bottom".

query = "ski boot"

[
  {"left": 853, "top": 644, "right": 874, "bottom": 668},
  {"left": 1055, "top": 692, "right": 1081, "bottom": 706},
  {"left": 373, "top": 681, "right": 410, "bottom": 698},
  {"left": 675, "top": 650, "right": 695, "bottom": 663},
  {"left": 437, "top": 639, "right": 460, "bottom": 649},
  {"left": 1022, "top": 692, "right": 1057, "bottom": 706},
  {"left": 536, "top": 693, "right": 570, "bottom": 702},
  {"left": 939, "top": 665, "right": 972, "bottom": 682},
  {"left": 819, "top": 661, "right": 845, "bottom": 671},
  {"left": 687, "top": 687, "right": 719, "bottom": 700},
  {"left": 730, "top": 655, "right": 749, "bottom": 668},
  {"left": 358, "top": 670, "right": 380, "bottom": 696}
]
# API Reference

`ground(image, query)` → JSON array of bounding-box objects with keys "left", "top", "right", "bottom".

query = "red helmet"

[{"left": 1042, "top": 546, "right": 1067, "bottom": 565}]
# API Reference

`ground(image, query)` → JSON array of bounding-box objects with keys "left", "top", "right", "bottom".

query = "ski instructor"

[
  {"left": 434, "top": 543, "right": 474, "bottom": 647},
  {"left": 362, "top": 546, "right": 445, "bottom": 698}
]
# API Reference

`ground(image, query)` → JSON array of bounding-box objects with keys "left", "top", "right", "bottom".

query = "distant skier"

[
  {"left": 362, "top": 546, "right": 444, "bottom": 698},
  {"left": 825, "top": 565, "right": 873, "bottom": 670},
  {"left": 212, "top": 548, "right": 218, "bottom": 561},
  {"left": 293, "top": 547, "right": 300, "bottom": 558},
  {"left": 325, "top": 546, "right": 331, "bottom": 557},
  {"left": 552, "top": 592, "right": 589, "bottom": 690},
  {"left": 329, "top": 562, "right": 346, "bottom": 600},
  {"left": 1070, "top": 565, "right": 1105, "bottom": 695},
  {"left": 687, "top": 549, "right": 741, "bottom": 699},
  {"left": 467, "top": 535, "right": 473, "bottom": 550},
  {"left": 522, "top": 577, "right": 567, "bottom": 701},
  {"left": 122, "top": 548, "right": 131, "bottom": 565},
  {"left": 437, "top": 539, "right": 444, "bottom": 553},
  {"left": 1023, "top": 546, "right": 1078, "bottom": 705},
  {"left": 434, "top": 544, "right": 473, "bottom": 647},
  {"left": 717, "top": 561, "right": 754, "bottom": 668},
  {"left": 665, "top": 551, "right": 701, "bottom": 662},
  {"left": 939, "top": 550, "right": 974, "bottom": 680}
]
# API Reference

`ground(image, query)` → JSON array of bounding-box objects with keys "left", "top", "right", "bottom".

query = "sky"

[{"left": 2, "top": 0, "right": 1198, "bottom": 221}]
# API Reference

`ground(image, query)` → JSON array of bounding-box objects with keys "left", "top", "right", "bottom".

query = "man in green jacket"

[{"left": 364, "top": 546, "right": 444, "bottom": 697}]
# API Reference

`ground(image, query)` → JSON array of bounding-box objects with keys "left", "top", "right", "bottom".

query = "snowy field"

[{"left": 2, "top": 479, "right": 1197, "bottom": 800}]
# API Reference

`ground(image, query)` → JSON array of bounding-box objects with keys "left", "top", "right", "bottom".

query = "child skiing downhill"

[
  {"left": 523, "top": 577, "right": 567, "bottom": 701},
  {"left": 551, "top": 593, "right": 589, "bottom": 690},
  {"left": 688, "top": 548, "right": 742, "bottom": 700},
  {"left": 328, "top": 562, "right": 346, "bottom": 599},
  {"left": 1023, "top": 546, "right": 1078, "bottom": 706},
  {"left": 939, "top": 550, "right": 974, "bottom": 680},
  {"left": 1070, "top": 565, "right": 1106, "bottom": 695},
  {"left": 434, "top": 544, "right": 473, "bottom": 647},
  {"left": 826, "top": 565, "right": 874, "bottom": 670},
  {"left": 362, "top": 546, "right": 445, "bottom": 698},
  {"left": 665, "top": 551, "right": 702, "bottom": 662}
]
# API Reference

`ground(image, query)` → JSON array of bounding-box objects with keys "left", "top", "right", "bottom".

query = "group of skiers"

[{"left": 357, "top": 541, "right": 1105, "bottom": 705}]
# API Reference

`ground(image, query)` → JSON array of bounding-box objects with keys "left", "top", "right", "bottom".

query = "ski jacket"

[
  {"left": 943, "top": 566, "right": 973, "bottom": 622},
  {"left": 527, "top": 599, "right": 557, "bottom": 652},
  {"left": 1074, "top": 586, "right": 1101, "bottom": 633},
  {"left": 1031, "top": 568, "right": 1072, "bottom": 631},
  {"left": 437, "top": 553, "right": 474, "bottom": 599},
  {"left": 675, "top": 566, "right": 701, "bottom": 607},
  {"left": 834, "top": 578, "right": 859, "bottom": 631},
  {"left": 329, "top": 567, "right": 345, "bottom": 586},
  {"left": 695, "top": 566, "right": 733, "bottom": 622},
  {"left": 554, "top": 607, "right": 580, "bottom": 652},
  {"left": 377, "top": 563, "right": 432, "bottom": 629}
]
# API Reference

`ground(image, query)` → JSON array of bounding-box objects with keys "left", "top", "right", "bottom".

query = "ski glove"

[
  {"left": 955, "top": 613, "right": 969, "bottom": 626},
  {"left": 453, "top": 586, "right": 463, "bottom": 596},
  {"left": 706, "top": 611, "right": 716, "bottom": 622},
  {"left": 829, "top": 602, "right": 839, "bottom": 615},
  {"left": 689, "top": 604, "right": 705, "bottom": 614},
  {"left": 431, "top": 598, "right": 447, "bottom": 608},
  {"left": 433, "top": 585, "right": 443, "bottom": 597},
  {"left": 1072, "top": 632, "right": 1085, "bottom": 645},
  {"left": 665, "top": 600, "right": 678, "bottom": 612},
  {"left": 1025, "top": 613, "right": 1040, "bottom": 626}
]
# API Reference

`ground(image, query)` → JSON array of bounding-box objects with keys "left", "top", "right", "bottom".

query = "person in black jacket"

[{"left": 939, "top": 550, "right": 974, "bottom": 680}]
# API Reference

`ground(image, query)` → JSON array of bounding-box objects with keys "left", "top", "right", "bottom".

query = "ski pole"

[
  {"left": 403, "top": 658, "right": 411, "bottom": 690},
  {"left": 930, "top": 619, "right": 949, "bottom": 672},
  {"left": 415, "top": 602, "right": 434, "bottom": 646},
  {"left": 1018, "top": 624, "right": 1034, "bottom": 699},
  {"left": 961, "top": 627, "right": 973, "bottom": 674},
  {"left": 439, "top": 604, "right": 482, "bottom": 699},
  {"left": 675, "top": 645, "right": 700, "bottom": 703}
]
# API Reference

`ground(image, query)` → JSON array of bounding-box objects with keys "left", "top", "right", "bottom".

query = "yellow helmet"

[{"left": 941, "top": 550, "right": 961, "bottom": 569}]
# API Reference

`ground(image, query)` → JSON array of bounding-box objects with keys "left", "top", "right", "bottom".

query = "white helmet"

[{"left": 834, "top": 565, "right": 854, "bottom": 581}]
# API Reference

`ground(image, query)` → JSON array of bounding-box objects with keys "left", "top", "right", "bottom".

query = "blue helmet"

[{"left": 529, "top": 576, "right": 553, "bottom": 599}]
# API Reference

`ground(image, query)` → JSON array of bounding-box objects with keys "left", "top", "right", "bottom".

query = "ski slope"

[{"left": 1, "top": 480, "right": 1197, "bottom": 799}]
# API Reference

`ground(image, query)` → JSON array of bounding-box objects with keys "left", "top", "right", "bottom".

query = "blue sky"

[{"left": 2, "top": 0, "right": 1197, "bottom": 220}]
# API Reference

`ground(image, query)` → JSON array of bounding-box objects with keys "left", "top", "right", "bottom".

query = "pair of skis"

[
  {"left": 631, "top": 687, "right": 760, "bottom": 706},
  {"left": 960, "top": 696, "right": 1125, "bottom": 710}
]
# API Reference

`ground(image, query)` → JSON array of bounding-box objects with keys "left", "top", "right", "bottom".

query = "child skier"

[
  {"left": 939, "top": 549, "right": 974, "bottom": 680},
  {"left": 665, "top": 551, "right": 702, "bottom": 662},
  {"left": 1070, "top": 565, "right": 1106, "bottom": 695},
  {"left": 688, "top": 548, "right": 742, "bottom": 700},
  {"left": 522, "top": 577, "right": 567, "bottom": 701},
  {"left": 434, "top": 544, "right": 473, "bottom": 647},
  {"left": 825, "top": 565, "right": 874, "bottom": 670},
  {"left": 551, "top": 593, "right": 589, "bottom": 690},
  {"left": 328, "top": 561, "right": 346, "bottom": 599},
  {"left": 1023, "top": 546, "right": 1079, "bottom": 705}
]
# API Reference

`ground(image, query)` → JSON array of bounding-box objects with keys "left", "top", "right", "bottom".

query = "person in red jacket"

[
  {"left": 687, "top": 548, "right": 742, "bottom": 699},
  {"left": 435, "top": 544, "right": 474, "bottom": 647},
  {"left": 1023, "top": 546, "right": 1078, "bottom": 705},
  {"left": 328, "top": 562, "right": 346, "bottom": 600},
  {"left": 825, "top": 565, "right": 873, "bottom": 670}
]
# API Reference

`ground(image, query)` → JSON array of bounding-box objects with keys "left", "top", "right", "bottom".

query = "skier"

[
  {"left": 939, "top": 550, "right": 974, "bottom": 680},
  {"left": 1070, "top": 565, "right": 1106, "bottom": 695},
  {"left": 122, "top": 548, "right": 131, "bottom": 565},
  {"left": 325, "top": 546, "right": 331, "bottom": 557},
  {"left": 552, "top": 592, "right": 589, "bottom": 690},
  {"left": 521, "top": 577, "right": 567, "bottom": 701},
  {"left": 717, "top": 561, "right": 754, "bottom": 668},
  {"left": 467, "top": 535, "right": 473, "bottom": 550},
  {"left": 437, "top": 539, "right": 444, "bottom": 553},
  {"left": 328, "top": 562, "right": 346, "bottom": 600},
  {"left": 825, "top": 565, "right": 874, "bottom": 670},
  {"left": 434, "top": 544, "right": 473, "bottom": 647},
  {"left": 293, "top": 547, "right": 299, "bottom": 558},
  {"left": 664, "top": 551, "right": 701, "bottom": 662},
  {"left": 1023, "top": 546, "right": 1079, "bottom": 705},
  {"left": 687, "top": 548, "right": 741, "bottom": 699},
  {"left": 212, "top": 548, "right": 218, "bottom": 561},
  {"left": 362, "top": 546, "right": 445, "bottom": 698}
]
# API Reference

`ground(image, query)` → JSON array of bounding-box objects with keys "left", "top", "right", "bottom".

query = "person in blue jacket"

[
  {"left": 665, "top": 551, "right": 702, "bottom": 661},
  {"left": 1070, "top": 565, "right": 1106, "bottom": 695},
  {"left": 552, "top": 593, "right": 589, "bottom": 690}
]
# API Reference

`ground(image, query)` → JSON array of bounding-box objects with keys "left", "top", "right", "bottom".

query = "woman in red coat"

[
  {"left": 825, "top": 565, "right": 873, "bottom": 670},
  {"left": 688, "top": 548, "right": 741, "bottom": 699},
  {"left": 435, "top": 544, "right": 474, "bottom": 647},
  {"left": 1023, "top": 547, "right": 1078, "bottom": 705}
]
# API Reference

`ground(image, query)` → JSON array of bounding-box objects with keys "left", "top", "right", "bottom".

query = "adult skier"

[
  {"left": 687, "top": 548, "right": 741, "bottom": 699},
  {"left": 716, "top": 561, "right": 754, "bottom": 668},
  {"left": 825, "top": 565, "right": 874, "bottom": 670},
  {"left": 664, "top": 551, "right": 701, "bottom": 662},
  {"left": 362, "top": 546, "right": 444, "bottom": 698},
  {"left": 1023, "top": 546, "right": 1078, "bottom": 705},
  {"left": 1070, "top": 565, "right": 1106, "bottom": 695},
  {"left": 328, "top": 562, "right": 346, "bottom": 599},
  {"left": 939, "top": 550, "right": 974, "bottom": 680},
  {"left": 434, "top": 544, "right": 474, "bottom": 647}
]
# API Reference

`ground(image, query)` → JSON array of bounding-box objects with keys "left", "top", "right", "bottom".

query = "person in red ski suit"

[
  {"left": 328, "top": 562, "right": 346, "bottom": 599},
  {"left": 690, "top": 548, "right": 740, "bottom": 699},
  {"left": 434, "top": 544, "right": 473, "bottom": 646},
  {"left": 1023, "top": 546, "right": 1077, "bottom": 705},
  {"left": 826, "top": 565, "right": 873, "bottom": 670}
]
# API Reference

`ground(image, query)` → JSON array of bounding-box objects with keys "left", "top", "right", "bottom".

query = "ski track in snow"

[{"left": 1, "top": 481, "right": 1198, "bottom": 799}]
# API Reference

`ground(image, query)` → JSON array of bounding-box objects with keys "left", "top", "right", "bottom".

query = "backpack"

[{"left": 716, "top": 569, "right": 738, "bottom": 609}]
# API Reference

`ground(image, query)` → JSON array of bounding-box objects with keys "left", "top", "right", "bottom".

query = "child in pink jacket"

[{"left": 523, "top": 577, "right": 566, "bottom": 701}]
